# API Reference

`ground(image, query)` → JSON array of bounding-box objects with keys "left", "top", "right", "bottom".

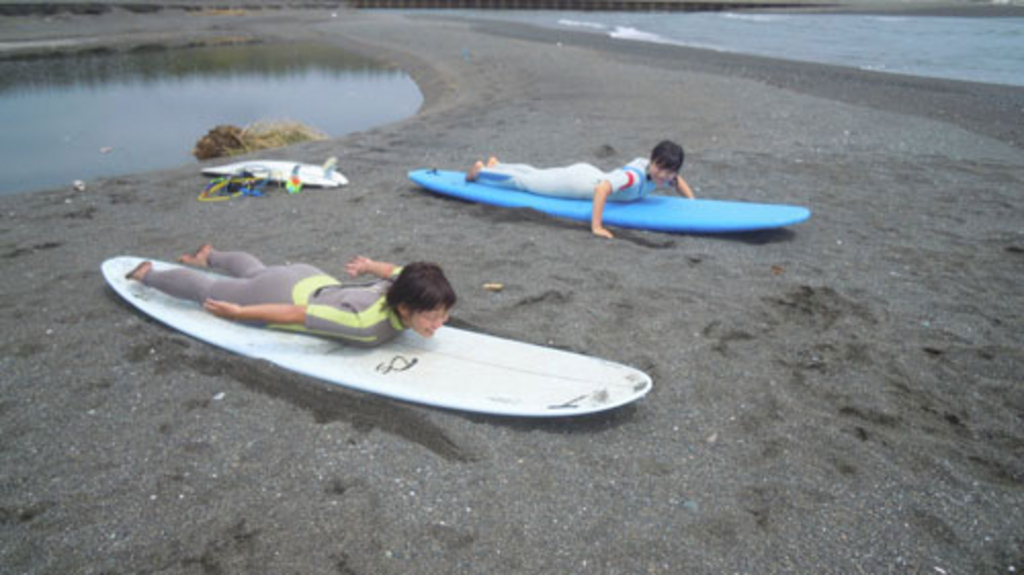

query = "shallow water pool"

[{"left": 0, "top": 41, "right": 423, "bottom": 195}]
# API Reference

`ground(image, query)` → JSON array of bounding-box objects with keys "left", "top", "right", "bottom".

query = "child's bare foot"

[
  {"left": 466, "top": 160, "right": 485, "bottom": 182},
  {"left": 179, "top": 244, "right": 212, "bottom": 267},
  {"left": 486, "top": 156, "right": 499, "bottom": 168},
  {"left": 125, "top": 261, "right": 152, "bottom": 281}
]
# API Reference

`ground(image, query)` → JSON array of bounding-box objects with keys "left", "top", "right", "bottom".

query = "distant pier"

[{"left": 348, "top": 0, "right": 815, "bottom": 11}]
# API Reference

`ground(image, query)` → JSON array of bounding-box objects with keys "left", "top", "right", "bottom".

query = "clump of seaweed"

[{"left": 193, "top": 120, "right": 327, "bottom": 159}]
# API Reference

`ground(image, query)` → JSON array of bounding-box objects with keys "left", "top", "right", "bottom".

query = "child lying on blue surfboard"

[{"left": 466, "top": 140, "right": 696, "bottom": 239}]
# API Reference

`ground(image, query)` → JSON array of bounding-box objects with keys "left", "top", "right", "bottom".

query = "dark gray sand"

[{"left": 2, "top": 4, "right": 1023, "bottom": 574}]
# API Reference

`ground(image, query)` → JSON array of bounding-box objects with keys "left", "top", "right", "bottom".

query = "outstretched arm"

[
  {"left": 674, "top": 174, "right": 696, "bottom": 199},
  {"left": 344, "top": 256, "right": 397, "bottom": 279},
  {"left": 203, "top": 300, "right": 307, "bottom": 324},
  {"left": 591, "top": 180, "right": 614, "bottom": 239}
]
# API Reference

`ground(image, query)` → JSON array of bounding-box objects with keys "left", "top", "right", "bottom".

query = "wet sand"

[{"left": 2, "top": 4, "right": 1023, "bottom": 573}]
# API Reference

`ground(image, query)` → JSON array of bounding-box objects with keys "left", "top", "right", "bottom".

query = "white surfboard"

[
  {"left": 201, "top": 159, "right": 349, "bottom": 188},
  {"left": 103, "top": 257, "right": 652, "bottom": 417}
]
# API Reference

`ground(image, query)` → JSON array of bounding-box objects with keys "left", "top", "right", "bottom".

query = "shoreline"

[
  {"left": 453, "top": 14, "right": 1024, "bottom": 149},
  {"left": 3, "top": 4, "right": 1022, "bottom": 197},
  {"left": 2, "top": 5, "right": 1022, "bottom": 574}
]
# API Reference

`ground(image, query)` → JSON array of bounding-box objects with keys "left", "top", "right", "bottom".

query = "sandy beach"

[{"left": 2, "top": 2, "right": 1023, "bottom": 573}]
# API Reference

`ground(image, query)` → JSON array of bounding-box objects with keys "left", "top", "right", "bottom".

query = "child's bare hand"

[
  {"left": 204, "top": 299, "right": 241, "bottom": 319},
  {"left": 345, "top": 256, "right": 372, "bottom": 277}
]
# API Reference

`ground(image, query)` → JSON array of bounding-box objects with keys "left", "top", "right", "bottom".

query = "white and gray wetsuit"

[{"left": 476, "top": 157, "right": 657, "bottom": 201}]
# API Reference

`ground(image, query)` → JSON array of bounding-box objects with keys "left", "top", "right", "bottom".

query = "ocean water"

[
  {"left": 454, "top": 10, "right": 1024, "bottom": 87},
  {"left": 0, "top": 42, "right": 422, "bottom": 195}
]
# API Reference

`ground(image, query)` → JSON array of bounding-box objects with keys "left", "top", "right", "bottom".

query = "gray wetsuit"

[{"left": 142, "top": 250, "right": 405, "bottom": 347}]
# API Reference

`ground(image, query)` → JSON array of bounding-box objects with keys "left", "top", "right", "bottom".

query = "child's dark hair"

[
  {"left": 650, "top": 140, "right": 685, "bottom": 172},
  {"left": 386, "top": 262, "right": 457, "bottom": 313}
]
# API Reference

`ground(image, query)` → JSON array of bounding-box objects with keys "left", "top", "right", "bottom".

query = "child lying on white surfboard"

[{"left": 126, "top": 244, "right": 456, "bottom": 348}]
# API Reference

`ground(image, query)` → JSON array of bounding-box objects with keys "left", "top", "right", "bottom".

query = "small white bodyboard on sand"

[
  {"left": 202, "top": 160, "right": 348, "bottom": 188},
  {"left": 103, "top": 257, "right": 652, "bottom": 417}
]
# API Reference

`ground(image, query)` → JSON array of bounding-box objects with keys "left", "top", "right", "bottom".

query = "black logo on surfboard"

[{"left": 376, "top": 355, "right": 418, "bottom": 375}]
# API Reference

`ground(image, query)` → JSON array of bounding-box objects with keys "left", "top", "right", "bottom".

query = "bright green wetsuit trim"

[
  {"left": 305, "top": 299, "right": 404, "bottom": 331},
  {"left": 268, "top": 323, "right": 379, "bottom": 343},
  {"left": 291, "top": 274, "right": 342, "bottom": 305},
  {"left": 288, "top": 266, "right": 406, "bottom": 348}
]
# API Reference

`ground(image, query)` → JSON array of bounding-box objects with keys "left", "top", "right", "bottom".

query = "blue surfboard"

[{"left": 409, "top": 169, "right": 810, "bottom": 234}]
